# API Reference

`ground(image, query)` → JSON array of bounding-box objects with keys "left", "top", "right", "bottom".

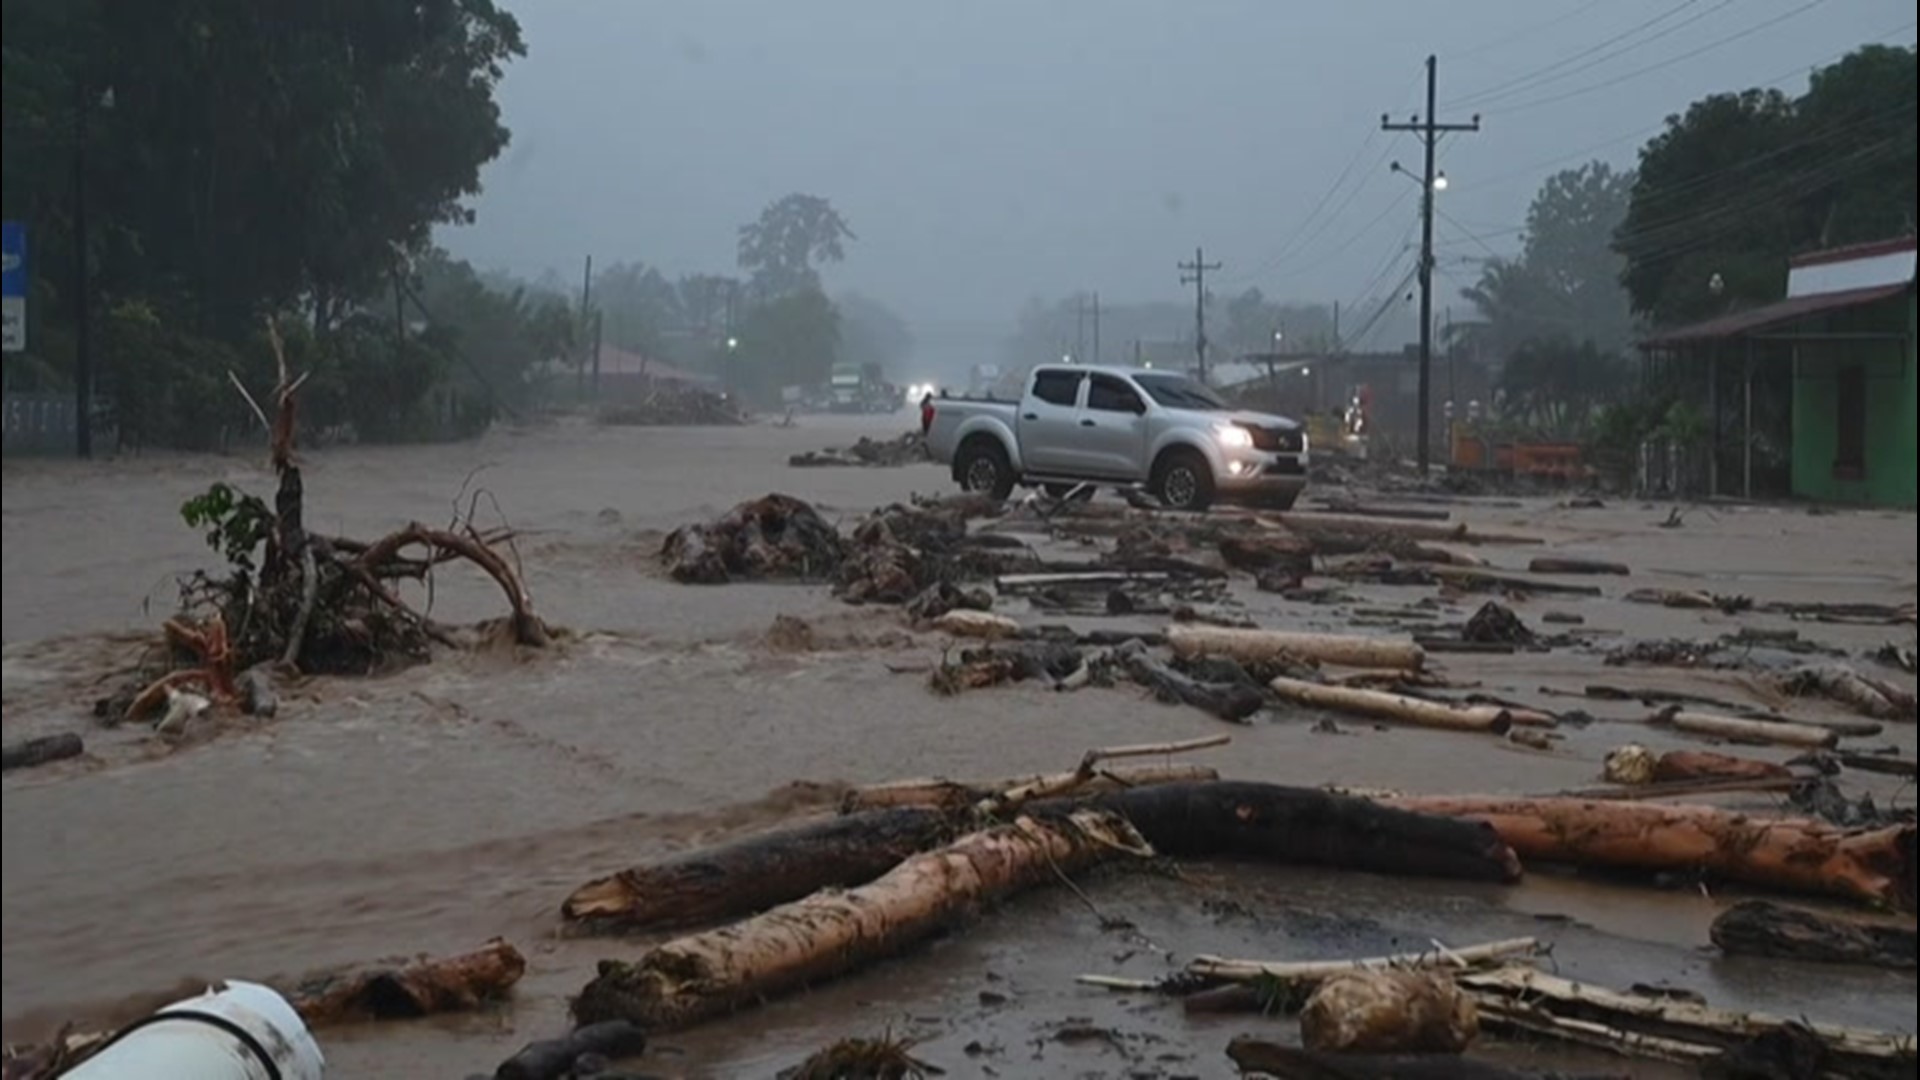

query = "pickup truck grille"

[{"left": 1239, "top": 424, "right": 1305, "bottom": 453}]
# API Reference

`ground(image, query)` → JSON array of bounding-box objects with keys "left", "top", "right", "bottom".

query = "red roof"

[
  {"left": 595, "top": 346, "right": 717, "bottom": 384},
  {"left": 1639, "top": 282, "right": 1911, "bottom": 348},
  {"left": 1789, "top": 235, "right": 1917, "bottom": 269}
]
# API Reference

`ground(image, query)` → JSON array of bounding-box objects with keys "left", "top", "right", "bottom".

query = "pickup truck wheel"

[
  {"left": 1153, "top": 450, "right": 1215, "bottom": 512},
  {"left": 956, "top": 440, "right": 1016, "bottom": 501}
]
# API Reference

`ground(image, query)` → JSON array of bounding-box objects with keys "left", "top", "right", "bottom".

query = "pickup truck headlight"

[{"left": 1214, "top": 423, "right": 1254, "bottom": 450}]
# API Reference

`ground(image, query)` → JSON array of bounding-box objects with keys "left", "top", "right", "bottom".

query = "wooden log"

[
  {"left": 1300, "top": 970, "right": 1478, "bottom": 1054},
  {"left": 1218, "top": 534, "right": 1316, "bottom": 576},
  {"left": 1839, "top": 752, "right": 1917, "bottom": 778},
  {"left": 1784, "top": 664, "right": 1917, "bottom": 721},
  {"left": 1652, "top": 750, "right": 1792, "bottom": 784},
  {"left": 493, "top": 1020, "right": 650, "bottom": 1080},
  {"left": 995, "top": 570, "right": 1167, "bottom": 592},
  {"left": 562, "top": 807, "right": 949, "bottom": 930},
  {"left": 1169, "top": 624, "right": 1424, "bottom": 671},
  {"left": 1077, "top": 782, "right": 1522, "bottom": 884},
  {"left": 1382, "top": 795, "right": 1916, "bottom": 911},
  {"left": 1282, "top": 514, "right": 1543, "bottom": 546},
  {"left": 1458, "top": 967, "right": 1915, "bottom": 1078},
  {"left": 1117, "top": 640, "right": 1265, "bottom": 723},
  {"left": 1223, "top": 1039, "right": 1610, "bottom": 1080},
  {"left": 930, "top": 610, "right": 1020, "bottom": 639},
  {"left": 842, "top": 762, "right": 1218, "bottom": 813},
  {"left": 571, "top": 810, "right": 1149, "bottom": 1030},
  {"left": 1, "top": 733, "right": 84, "bottom": 772},
  {"left": 1189, "top": 937, "right": 1540, "bottom": 984},
  {"left": 1431, "top": 566, "right": 1603, "bottom": 596},
  {"left": 286, "top": 939, "right": 525, "bottom": 1025},
  {"left": 1311, "top": 502, "right": 1454, "bottom": 522},
  {"left": 1269, "top": 677, "right": 1518, "bottom": 734},
  {"left": 1653, "top": 708, "right": 1839, "bottom": 749},
  {"left": 1528, "top": 556, "right": 1630, "bottom": 576},
  {"left": 1710, "top": 899, "right": 1915, "bottom": 969}
]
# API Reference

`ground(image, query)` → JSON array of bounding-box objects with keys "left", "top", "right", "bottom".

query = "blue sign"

[
  {"left": 0, "top": 222, "right": 24, "bottom": 297},
  {"left": 2, "top": 221, "right": 25, "bottom": 351}
]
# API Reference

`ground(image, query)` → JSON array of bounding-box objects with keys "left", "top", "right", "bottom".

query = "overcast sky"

[{"left": 443, "top": 0, "right": 1914, "bottom": 367}]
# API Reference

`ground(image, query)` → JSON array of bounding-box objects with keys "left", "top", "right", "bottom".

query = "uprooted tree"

[{"left": 108, "top": 318, "right": 551, "bottom": 725}]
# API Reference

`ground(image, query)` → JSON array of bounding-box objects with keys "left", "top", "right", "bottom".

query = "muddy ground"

[{"left": 3, "top": 414, "right": 1915, "bottom": 1078}]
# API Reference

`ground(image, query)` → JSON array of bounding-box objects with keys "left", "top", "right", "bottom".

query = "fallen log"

[
  {"left": 1431, "top": 566, "right": 1604, "bottom": 596},
  {"left": 1301, "top": 971, "right": 1477, "bottom": 1054},
  {"left": 1710, "top": 899, "right": 1915, "bottom": 970},
  {"left": 1, "top": 733, "right": 84, "bottom": 772},
  {"left": 1117, "top": 640, "right": 1265, "bottom": 723},
  {"left": 1839, "top": 752, "right": 1917, "bottom": 778},
  {"left": 1187, "top": 937, "right": 1540, "bottom": 984},
  {"left": 1077, "top": 782, "right": 1522, "bottom": 884},
  {"left": 286, "top": 939, "right": 525, "bottom": 1025},
  {"left": 1652, "top": 708, "right": 1839, "bottom": 750},
  {"left": 1652, "top": 750, "right": 1793, "bottom": 784},
  {"left": 1382, "top": 795, "right": 1916, "bottom": 910},
  {"left": 1528, "top": 556, "right": 1629, "bottom": 576},
  {"left": 842, "top": 762, "right": 1219, "bottom": 813},
  {"left": 1223, "top": 1039, "right": 1612, "bottom": 1080},
  {"left": 930, "top": 610, "right": 1020, "bottom": 639},
  {"left": 1282, "top": 515, "right": 1542, "bottom": 547},
  {"left": 572, "top": 810, "right": 1148, "bottom": 1030},
  {"left": 1781, "top": 664, "right": 1917, "bottom": 722},
  {"left": 562, "top": 807, "right": 949, "bottom": 931},
  {"left": 493, "top": 1020, "right": 649, "bottom": 1080},
  {"left": 975, "top": 736, "right": 1233, "bottom": 817},
  {"left": 1268, "top": 677, "right": 1527, "bottom": 734},
  {"left": 1459, "top": 966, "right": 1915, "bottom": 1078},
  {"left": 1169, "top": 625, "right": 1424, "bottom": 671},
  {"left": 1310, "top": 502, "right": 1454, "bottom": 523}
]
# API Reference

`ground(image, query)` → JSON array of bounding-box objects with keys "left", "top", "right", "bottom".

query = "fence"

[{"left": 2, "top": 393, "right": 116, "bottom": 455}]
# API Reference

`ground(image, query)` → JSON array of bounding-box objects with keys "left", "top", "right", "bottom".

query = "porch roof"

[{"left": 1638, "top": 282, "right": 1910, "bottom": 348}]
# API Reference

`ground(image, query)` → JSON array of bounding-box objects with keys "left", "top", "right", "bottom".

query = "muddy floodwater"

[{"left": 4, "top": 415, "right": 1916, "bottom": 1078}]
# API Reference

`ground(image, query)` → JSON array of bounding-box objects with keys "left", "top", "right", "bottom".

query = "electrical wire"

[
  {"left": 1444, "top": 0, "right": 1707, "bottom": 109},
  {"left": 1458, "top": 0, "right": 1741, "bottom": 112}
]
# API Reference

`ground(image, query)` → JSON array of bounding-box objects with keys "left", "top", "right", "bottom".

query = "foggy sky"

[{"left": 444, "top": 0, "right": 1914, "bottom": 372}]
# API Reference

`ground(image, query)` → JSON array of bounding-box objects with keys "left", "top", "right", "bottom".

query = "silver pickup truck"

[{"left": 920, "top": 364, "right": 1309, "bottom": 511}]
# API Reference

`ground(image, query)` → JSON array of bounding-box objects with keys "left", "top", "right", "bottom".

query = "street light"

[
  {"left": 1389, "top": 161, "right": 1448, "bottom": 191},
  {"left": 726, "top": 336, "right": 739, "bottom": 350}
]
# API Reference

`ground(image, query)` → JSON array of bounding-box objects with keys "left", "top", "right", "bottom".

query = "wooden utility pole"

[
  {"left": 577, "top": 254, "right": 594, "bottom": 398},
  {"left": 1383, "top": 55, "right": 1479, "bottom": 475},
  {"left": 1178, "top": 247, "right": 1222, "bottom": 384},
  {"left": 1091, "top": 291, "right": 1101, "bottom": 366}
]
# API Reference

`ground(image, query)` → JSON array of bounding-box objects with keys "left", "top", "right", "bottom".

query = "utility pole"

[
  {"left": 1074, "top": 293, "right": 1086, "bottom": 362},
  {"left": 72, "top": 78, "right": 93, "bottom": 458},
  {"left": 1383, "top": 55, "right": 1479, "bottom": 475},
  {"left": 1091, "top": 291, "right": 1101, "bottom": 365},
  {"left": 577, "top": 254, "right": 593, "bottom": 399},
  {"left": 1178, "top": 247, "right": 1221, "bottom": 383}
]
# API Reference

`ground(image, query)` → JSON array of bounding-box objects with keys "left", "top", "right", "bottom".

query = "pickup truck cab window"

[
  {"left": 1134, "top": 373, "right": 1228, "bottom": 411},
  {"left": 1086, "top": 374, "right": 1144, "bottom": 414},
  {"left": 1031, "top": 369, "right": 1083, "bottom": 407}
]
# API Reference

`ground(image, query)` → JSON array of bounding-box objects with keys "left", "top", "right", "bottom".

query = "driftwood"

[
  {"left": 1281, "top": 514, "right": 1542, "bottom": 547},
  {"left": 1310, "top": 501, "right": 1454, "bottom": 522},
  {"left": 1710, "top": 899, "right": 1915, "bottom": 969},
  {"left": 562, "top": 807, "right": 949, "bottom": 931},
  {"left": 843, "top": 762, "right": 1218, "bottom": 813},
  {"left": 1, "top": 733, "right": 84, "bottom": 772},
  {"left": 1431, "top": 566, "right": 1603, "bottom": 597},
  {"left": 1169, "top": 625, "right": 1423, "bottom": 671},
  {"left": 1459, "top": 966, "right": 1915, "bottom": 1078},
  {"left": 286, "top": 938, "right": 525, "bottom": 1025},
  {"left": 1268, "top": 678, "right": 1544, "bottom": 734},
  {"left": 493, "top": 1020, "right": 650, "bottom": 1080},
  {"left": 1528, "top": 556, "right": 1629, "bottom": 575},
  {"left": 975, "top": 736, "right": 1232, "bottom": 817},
  {"left": 1384, "top": 795, "right": 1916, "bottom": 910},
  {"left": 572, "top": 810, "right": 1148, "bottom": 1030},
  {"left": 1187, "top": 937, "right": 1540, "bottom": 985},
  {"left": 1651, "top": 750, "right": 1793, "bottom": 784},
  {"left": 1781, "top": 664, "right": 1917, "bottom": 721},
  {"left": 1652, "top": 708, "right": 1839, "bottom": 749},
  {"left": 1223, "top": 1039, "right": 1615, "bottom": 1080},
  {"left": 1117, "top": 639, "right": 1265, "bottom": 722},
  {"left": 1839, "top": 752, "right": 1918, "bottom": 778},
  {"left": 929, "top": 609, "right": 1020, "bottom": 639},
  {"left": 1300, "top": 970, "right": 1478, "bottom": 1054}
]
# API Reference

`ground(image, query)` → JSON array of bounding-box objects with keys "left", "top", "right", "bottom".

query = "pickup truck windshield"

[{"left": 1134, "top": 373, "right": 1229, "bottom": 411}]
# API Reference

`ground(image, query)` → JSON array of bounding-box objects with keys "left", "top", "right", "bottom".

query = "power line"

[
  {"left": 1445, "top": 0, "right": 1705, "bottom": 109},
  {"left": 1487, "top": 0, "right": 1834, "bottom": 116},
  {"left": 1446, "top": 0, "right": 1613, "bottom": 62},
  {"left": 1460, "top": 0, "right": 1740, "bottom": 112},
  {"left": 1178, "top": 247, "right": 1223, "bottom": 383},
  {"left": 1382, "top": 55, "right": 1480, "bottom": 475}
]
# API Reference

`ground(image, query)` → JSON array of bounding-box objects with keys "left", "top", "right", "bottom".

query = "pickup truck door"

[
  {"left": 1017, "top": 369, "right": 1087, "bottom": 474},
  {"left": 1072, "top": 373, "right": 1151, "bottom": 479}
]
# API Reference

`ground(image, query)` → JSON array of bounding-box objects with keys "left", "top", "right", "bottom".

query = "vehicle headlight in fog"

[{"left": 1214, "top": 423, "right": 1254, "bottom": 449}]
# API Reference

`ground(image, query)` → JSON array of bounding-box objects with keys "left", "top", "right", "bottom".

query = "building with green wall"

[{"left": 1641, "top": 237, "right": 1916, "bottom": 508}]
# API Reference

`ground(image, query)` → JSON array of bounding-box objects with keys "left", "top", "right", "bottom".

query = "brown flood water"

[{"left": 4, "top": 415, "right": 1915, "bottom": 1078}]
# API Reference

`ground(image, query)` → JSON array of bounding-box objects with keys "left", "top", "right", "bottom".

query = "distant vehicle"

[
  {"left": 904, "top": 380, "right": 939, "bottom": 407},
  {"left": 827, "top": 362, "right": 899, "bottom": 414},
  {"left": 921, "top": 364, "right": 1309, "bottom": 511}
]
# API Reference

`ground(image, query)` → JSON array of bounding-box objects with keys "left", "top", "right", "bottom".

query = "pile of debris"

[
  {"left": 788, "top": 431, "right": 930, "bottom": 467},
  {"left": 598, "top": 384, "right": 742, "bottom": 426},
  {"left": 97, "top": 321, "right": 551, "bottom": 732}
]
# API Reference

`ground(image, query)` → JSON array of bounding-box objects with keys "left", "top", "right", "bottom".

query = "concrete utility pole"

[
  {"left": 1178, "top": 247, "right": 1222, "bottom": 384},
  {"left": 1074, "top": 293, "right": 1086, "bottom": 362},
  {"left": 1383, "top": 55, "right": 1478, "bottom": 475},
  {"left": 577, "top": 254, "right": 594, "bottom": 398},
  {"left": 1091, "top": 291, "right": 1101, "bottom": 366}
]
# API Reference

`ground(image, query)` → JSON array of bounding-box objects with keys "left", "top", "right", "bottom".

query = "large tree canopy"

[
  {"left": 737, "top": 193, "right": 855, "bottom": 300},
  {"left": 1617, "top": 45, "right": 1916, "bottom": 325}
]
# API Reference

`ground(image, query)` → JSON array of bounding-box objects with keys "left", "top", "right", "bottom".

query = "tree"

[
  {"left": 1519, "top": 162, "right": 1635, "bottom": 355},
  {"left": 1221, "top": 288, "right": 1339, "bottom": 357},
  {"left": 1497, "top": 336, "right": 1630, "bottom": 438},
  {"left": 1617, "top": 45, "right": 1917, "bottom": 325},
  {"left": 737, "top": 194, "right": 855, "bottom": 299},
  {"left": 733, "top": 287, "right": 839, "bottom": 404},
  {"left": 836, "top": 293, "right": 914, "bottom": 375}
]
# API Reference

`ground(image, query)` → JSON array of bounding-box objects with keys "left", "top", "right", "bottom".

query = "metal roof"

[{"left": 1638, "top": 282, "right": 1911, "bottom": 348}]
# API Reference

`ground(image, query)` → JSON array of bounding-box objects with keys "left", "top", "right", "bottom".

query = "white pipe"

[{"left": 63, "top": 981, "right": 324, "bottom": 1080}]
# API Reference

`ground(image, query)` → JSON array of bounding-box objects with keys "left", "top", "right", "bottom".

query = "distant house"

[
  {"left": 552, "top": 345, "right": 719, "bottom": 404},
  {"left": 1640, "top": 236, "right": 1916, "bottom": 507}
]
